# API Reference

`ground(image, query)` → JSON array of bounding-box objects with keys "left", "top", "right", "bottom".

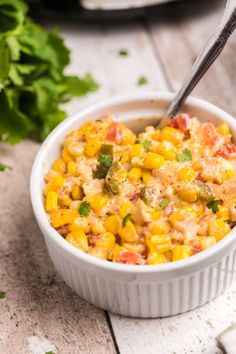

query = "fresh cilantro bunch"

[{"left": 0, "top": 0, "right": 98, "bottom": 144}]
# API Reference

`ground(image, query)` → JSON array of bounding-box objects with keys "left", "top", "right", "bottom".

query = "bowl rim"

[{"left": 30, "top": 91, "right": 236, "bottom": 274}]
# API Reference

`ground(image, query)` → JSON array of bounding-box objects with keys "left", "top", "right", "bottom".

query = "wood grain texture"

[
  {"left": 109, "top": 2, "right": 236, "bottom": 353},
  {"left": 0, "top": 141, "right": 116, "bottom": 354},
  {"left": 148, "top": 0, "right": 236, "bottom": 115},
  {"left": 0, "top": 21, "right": 167, "bottom": 354}
]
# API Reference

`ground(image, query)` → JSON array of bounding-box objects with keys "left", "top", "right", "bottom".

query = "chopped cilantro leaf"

[
  {"left": 207, "top": 200, "right": 220, "bottom": 213},
  {"left": 0, "top": 162, "right": 11, "bottom": 172},
  {"left": 177, "top": 148, "right": 192, "bottom": 162},
  {"left": 0, "top": 2, "right": 98, "bottom": 144},
  {"left": 0, "top": 291, "right": 6, "bottom": 299},
  {"left": 45, "top": 352, "right": 55, "bottom": 354},
  {"left": 79, "top": 201, "right": 90, "bottom": 217},
  {"left": 136, "top": 139, "right": 151, "bottom": 150},
  {"left": 119, "top": 49, "right": 129, "bottom": 56},
  {"left": 98, "top": 154, "right": 113, "bottom": 168},
  {"left": 157, "top": 198, "right": 170, "bottom": 211},
  {"left": 137, "top": 76, "right": 148, "bottom": 86},
  {"left": 122, "top": 213, "right": 131, "bottom": 227}
]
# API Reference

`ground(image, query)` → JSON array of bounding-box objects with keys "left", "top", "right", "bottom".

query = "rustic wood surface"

[{"left": 1, "top": 0, "right": 236, "bottom": 353}]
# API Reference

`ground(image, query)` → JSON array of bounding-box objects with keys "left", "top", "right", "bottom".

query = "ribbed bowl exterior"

[
  {"left": 31, "top": 93, "right": 236, "bottom": 319},
  {"left": 45, "top": 237, "right": 236, "bottom": 318}
]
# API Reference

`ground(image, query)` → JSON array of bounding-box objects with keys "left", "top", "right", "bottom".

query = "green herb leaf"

[
  {"left": 207, "top": 200, "right": 220, "bottom": 213},
  {"left": 136, "top": 139, "right": 151, "bottom": 150},
  {"left": 79, "top": 201, "right": 90, "bottom": 217},
  {"left": 157, "top": 198, "right": 170, "bottom": 211},
  {"left": 0, "top": 291, "right": 6, "bottom": 299},
  {"left": 0, "top": 162, "right": 11, "bottom": 172},
  {"left": 98, "top": 154, "right": 113, "bottom": 168},
  {"left": 0, "top": 1, "right": 98, "bottom": 144},
  {"left": 177, "top": 148, "right": 192, "bottom": 162},
  {"left": 122, "top": 213, "right": 131, "bottom": 227},
  {"left": 137, "top": 76, "right": 148, "bottom": 86},
  {"left": 119, "top": 49, "right": 129, "bottom": 56},
  {"left": 45, "top": 352, "right": 54, "bottom": 354}
]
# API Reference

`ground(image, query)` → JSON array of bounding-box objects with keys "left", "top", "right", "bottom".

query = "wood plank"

[
  {"left": 0, "top": 21, "right": 168, "bottom": 353},
  {"left": 57, "top": 21, "right": 169, "bottom": 115},
  {"left": 0, "top": 141, "right": 116, "bottom": 354},
  {"left": 148, "top": 0, "right": 236, "bottom": 115},
  {"left": 110, "top": 2, "right": 236, "bottom": 353}
]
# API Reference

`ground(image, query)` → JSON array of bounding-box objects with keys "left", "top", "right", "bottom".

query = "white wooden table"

[{"left": 1, "top": 1, "right": 236, "bottom": 353}]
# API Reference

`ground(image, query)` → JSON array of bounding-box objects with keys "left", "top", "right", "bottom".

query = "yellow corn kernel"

[
  {"left": 217, "top": 122, "right": 231, "bottom": 136},
  {"left": 88, "top": 246, "right": 107, "bottom": 260},
  {"left": 222, "top": 169, "right": 235, "bottom": 181},
  {"left": 84, "top": 138, "right": 101, "bottom": 157},
  {"left": 89, "top": 195, "right": 108, "bottom": 213},
  {"left": 216, "top": 205, "right": 229, "bottom": 220},
  {"left": 152, "top": 130, "right": 161, "bottom": 141},
  {"left": 58, "top": 195, "right": 72, "bottom": 207},
  {"left": 121, "top": 126, "right": 136, "bottom": 146},
  {"left": 147, "top": 252, "right": 165, "bottom": 265},
  {"left": 69, "top": 217, "right": 89, "bottom": 233},
  {"left": 46, "top": 174, "right": 64, "bottom": 193},
  {"left": 130, "top": 144, "right": 144, "bottom": 158},
  {"left": 160, "top": 127, "right": 184, "bottom": 145},
  {"left": 45, "top": 191, "right": 58, "bottom": 212},
  {"left": 176, "top": 183, "right": 198, "bottom": 202},
  {"left": 199, "top": 236, "right": 216, "bottom": 250},
  {"left": 52, "top": 158, "right": 66, "bottom": 174},
  {"left": 151, "top": 210, "right": 162, "bottom": 221},
  {"left": 119, "top": 152, "right": 130, "bottom": 165},
  {"left": 66, "top": 229, "right": 88, "bottom": 252},
  {"left": 51, "top": 209, "right": 79, "bottom": 228},
  {"left": 128, "top": 167, "right": 142, "bottom": 182},
  {"left": 111, "top": 243, "right": 125, "bottom": 262},
  {"left": 177, "top": 166, "right": 196, "bottom": 181},
  {"left": 96, "top": 232, "right": 116, "bottom": 249},
  {"left": 67, "top": 161, "right": 77, "bottom": 176},
  {"left": 165, "top": 251, "right": 173, "bottom": 262},
  {"left": 117, "top": 169, "right": 127, "bottom": 180},
  {"left": 208, "top": 219, "right": 231, "bottom": 241},
  {"left": 156, "top": 141, "right": 177, "bottom": 161},
  {"left": 62, "top": 146, "right": 73, "bottom": 163},
  {"left": 67, "top": 142, "right": 83, "bottom": 157},
  {"left": 71, "top": 185, "right": 84, "bottom": 200},
  {"left": 78, "top": 122, "right": 92, "bottom": 136},
  {"left": 84, "top": 124, "right": 97, "bottom": 141},
  {"left": 91, "top": 222, "right": 106, "bottom": 234},
  {"left": 143, "top": 152, "right": 165, "bottom": 170},
  {"left": 151, "top": 220, "right": 170, "bottom": 234},
  {"left": 146, "top": 234, "right": 172, "bottom": 254},
  {"left": 105, "top": 215, "right": 121, "bottom": 234},
  {"left": 170, "top": 206, "right": 196, "bottom": 225},
  {"left": 172, "top": 245, "right": 191, "bottom": 261},
  {"left": 142, "top": 169, "right": 152, "bottom": 183},
  {"left": 119, "top": 202, "right": 134, "bottom": 219},
  {"left": 119, "top": 220, "right": 138, "bottom": 242}
]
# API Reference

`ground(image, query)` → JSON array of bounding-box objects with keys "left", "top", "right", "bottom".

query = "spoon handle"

[{"left": 165, "top": 0, "right": 236, "bottom": 120}]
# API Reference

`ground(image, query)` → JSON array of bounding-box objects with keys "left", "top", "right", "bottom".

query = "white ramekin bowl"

[{"left": 30, "top": 92, "right": 236, "bottom": 318}]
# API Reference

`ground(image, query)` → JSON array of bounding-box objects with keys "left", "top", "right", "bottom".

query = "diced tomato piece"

[
  {"left": 170, "top": 113, "right": 191, "bottom": 132},
  {"left": 118, "top": 250, "right": 144, "bottom": 265},
  {"left": 215, "top": 143, "right": 236, "bottom": 159},
  {"left": 200, "top": 123, "right": 219, "bottom": 147},
  {"left": 106, "top": 122, "right": 124, "bottom": 143}
]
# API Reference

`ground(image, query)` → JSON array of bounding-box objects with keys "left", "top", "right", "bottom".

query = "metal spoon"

[{"left": 159, "top": 0, "right": 236, "bottom": 128}]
